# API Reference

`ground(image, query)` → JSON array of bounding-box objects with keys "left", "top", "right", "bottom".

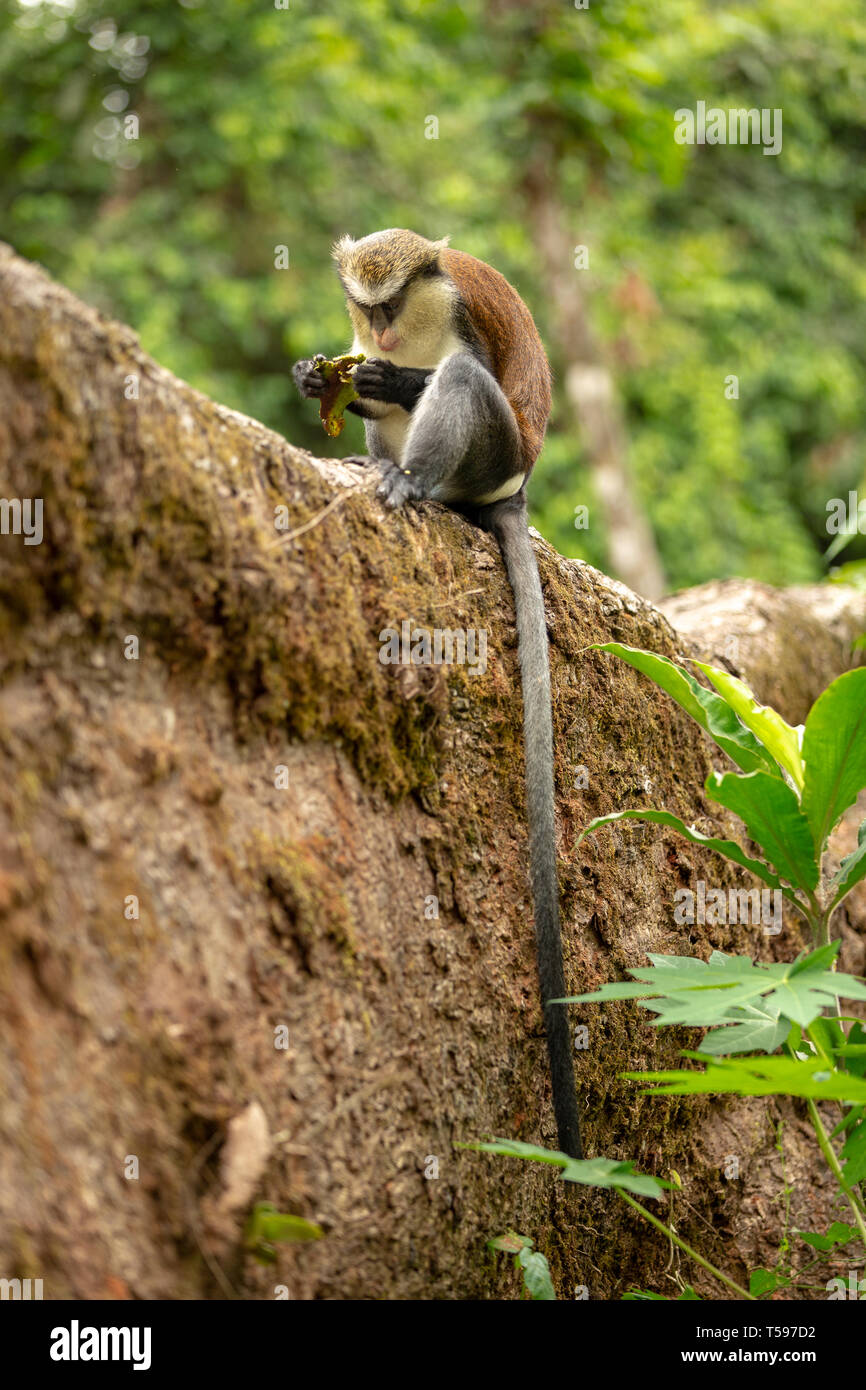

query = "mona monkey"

[{"left": 294, "top": 228, "right": 582, "bottom": 1160}]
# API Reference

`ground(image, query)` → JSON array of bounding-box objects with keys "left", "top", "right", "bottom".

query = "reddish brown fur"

[{"left": 440, "top": 248, "right": 552, "bottom": 471}]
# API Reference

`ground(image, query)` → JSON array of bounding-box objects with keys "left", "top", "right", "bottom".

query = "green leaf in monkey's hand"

[{"left": 316, "top": 352, "right": 365, "bottom": 437}]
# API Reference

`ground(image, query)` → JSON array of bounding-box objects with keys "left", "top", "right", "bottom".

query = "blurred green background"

[{"left": 1, "top": 0, "right": 864, "bottom": 593}]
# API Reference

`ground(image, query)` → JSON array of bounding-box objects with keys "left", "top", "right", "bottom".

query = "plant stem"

[
  {"left": 806, "top": 1098, "right": 866, "bottom": 1245},
  {"left": 615, "top": 1188, "right": 757, "bottom": 1300}
]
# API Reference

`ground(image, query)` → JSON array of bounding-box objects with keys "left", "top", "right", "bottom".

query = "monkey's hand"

[
  {"left": 292, "top": 356, "right": 328, "bottom": 399},
  {"left": 353, "top": 360, "right": 433, "bottom": 413}
]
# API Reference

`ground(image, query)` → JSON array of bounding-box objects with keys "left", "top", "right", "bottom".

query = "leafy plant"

[
  {"left": 245, "top": 1201, "right": 323, "bottom": 1264},
  {"left": 580, "top": 647, "right": 866, "bottom": 945},
  {"left": 574, "top": 652, "right": 866, "bottom": 1251},
  {"left": 467, "top": 655, "right": 866, "bottom": 1298},
  {"left": 466, "top": 1141, "right": 753, "bottom": 1300},
  {"left": 488, "top": 1230, "right": 556, "bottom": 1301},
  {"left": 570, "top": 941, "right": 866, "bottom": 1055}
]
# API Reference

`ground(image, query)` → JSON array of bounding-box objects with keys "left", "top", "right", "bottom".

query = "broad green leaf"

[
  {"left": 705, "top": 770, "right": 819, "bottom": 893},
  {"left": 568, "top": 942, "right": 865, "bottom": 1035},
  {"left": 797, "top": 1223, "right": 859, "bottom": 1251},
  {"left": 701, "top": 1011, "right": 790, "bottom": 1056},
  {"left": 829, "top": 819, "right": 866, "bottom": 909},
  {"left": 518, "top": 1247, "right": 556, "bottom": 1301},
  {"left": 801, "top": 669, "right": 866, "bottom": 853},
  {"left": 578, "top": 808, "right": 802, "bottom": 907},
  {"left": 695, "top": 662, "right": 805, "bottom": 793},
  {"left": 461, "top": 1140, "right": 668, "bottom": 1197},
  {"left": 749, "top": 1268, "right": 778, "bottom": 1296},
  {"left": 590, "top": 644, "right": 779, "bottom": 777},
  {"left": 627, "top": 1052, "right": 866, "bottom": 1102}
]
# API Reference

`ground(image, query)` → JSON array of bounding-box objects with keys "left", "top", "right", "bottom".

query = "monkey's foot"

[{"left": 376, "top": 460, "right": 426, "bottom": 510}]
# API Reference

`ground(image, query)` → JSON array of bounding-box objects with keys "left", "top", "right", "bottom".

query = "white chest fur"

[{"left": 350, "top": 327, "right": 466, "bottom": 465}]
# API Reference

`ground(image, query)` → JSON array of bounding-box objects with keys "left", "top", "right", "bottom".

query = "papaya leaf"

[
  {"left": 700, "top": 1010, "right": 790, "bottom": 1056},
  {"left": 626, "top": 1052, "right": 866, "bottom": 1102},
  {"left": 567, "top": 942, "right": 865, "bottom": 1034},
  {"left": 695, "top": 662, "right": 804, "bottom": 793},
  {"left": 705, "top": 769, "right": 818, "bottom": 894},
  {"left": 589, "top": 644, "right": 779, "bottom": 776},
  {"left": 801, "top": 669, "right": 866, "bottom": 853}
]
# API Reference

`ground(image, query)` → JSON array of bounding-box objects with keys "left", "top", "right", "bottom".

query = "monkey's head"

[{"left": 332, "top": 228, "right": 455, "bottom": 357}]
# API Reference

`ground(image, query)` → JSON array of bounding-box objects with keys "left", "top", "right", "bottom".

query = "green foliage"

[
  {"left": 628, "top": 1052, "right": 866, "bottom": 1102},
  {"left": 487, "top": 1232, "right": 557, "bottom": 1301},
  {"left": 463, "top": 1139, "right": 668, "bottom": 1197},
  {"left": 694, "top": 663, "right": 805, "bottom": 794},
  {"left": 586, "top": 644, "right": 780, "bottom": 777},
  {"left": 245, "top": 1202, "right": 323, "bottom": 1264},
  {"left": 582, "top": 650, "right": 866, "bottom": 938},
  {"left": 472, "top": 646, "right": 866, "bottom": 1298},
  {"left": 1, "top": 0, "right": 864, "bottom": 587},
  {"left": 749, "top": 1268, "right": 778, "bottom": 1297},
  {"left": 801, "top": 670, "right": 866, "bottom": 856},
  {"left": 797, "top": 1222, "right": 860, "bottom": 1252},
  {"left": 568, "top": 940, "right": 866, "bottom": 1050}
]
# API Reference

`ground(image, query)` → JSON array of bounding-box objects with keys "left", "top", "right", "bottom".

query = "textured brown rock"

[{"left": 0, "top": 243, "right": 864, "bottom": 1300}]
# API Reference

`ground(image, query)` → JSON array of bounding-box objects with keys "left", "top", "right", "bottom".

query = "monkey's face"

[
  {"left": 344, "top": 274, "right": 456, "bottom": 360},
  {"left": 334, "top": 230, "right": 458, "bottom": 366}
]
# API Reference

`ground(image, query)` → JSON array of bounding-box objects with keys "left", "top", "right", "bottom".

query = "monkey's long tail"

[{"left": 483, "top": 496, "right": 583, "bottom": 1161}]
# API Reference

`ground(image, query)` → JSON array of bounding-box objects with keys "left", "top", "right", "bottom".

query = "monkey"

[{"left": 293, "top": 229, "right": 583, "bottom": 1160}]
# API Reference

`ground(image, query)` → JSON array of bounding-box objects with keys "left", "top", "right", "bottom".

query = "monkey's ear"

[
  {"left": 430, "top": 236, "right": 450, "bottom": 253},
  {"left": 332, "top": 234, "right": 357, "bottom": 264}
]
